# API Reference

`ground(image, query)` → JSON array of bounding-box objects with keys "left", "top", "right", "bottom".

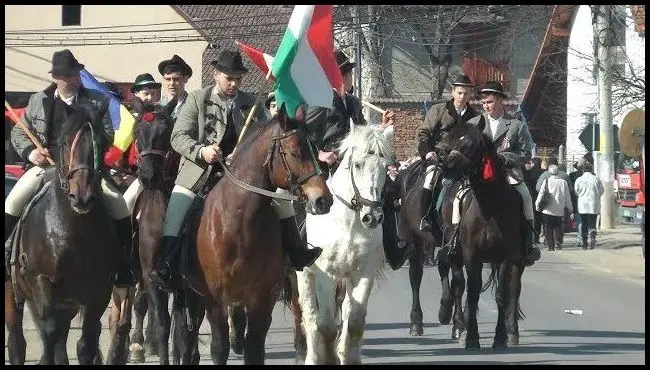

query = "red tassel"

[
  {"left": 482, "top": 155, "right": 495, "bottom": 182},
  {"left": 103, "top": 146, "right": 124, "bottom": 168},
  {"left": 127, "top": 142, "right": 139, "bottom": 167}
]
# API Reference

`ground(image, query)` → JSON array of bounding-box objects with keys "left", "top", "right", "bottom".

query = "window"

[{"left": 62, "top": 5, "right": 81, "bottom": 26}]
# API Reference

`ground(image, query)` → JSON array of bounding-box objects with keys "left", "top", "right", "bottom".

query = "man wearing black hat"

[
  {"left": 5, "top": 49, "right": 134, "bottom": 286},
  {"left": 304, "top": 49, "right": 409, "bottom": 271},
  {"left": 265, "top": 91, "right": 279, "bottom": 118},
  {"left": 417, "top": 75, "right": 480, "bottom": 232},
  {"left": 158, "top": 54, "right": 192, "bottom": 118},
  {"left": 149, "top": 49, "right": 322, "bottom": 291},
  {"left": 466, "top": 81, "right": 541, "bottom": 266},
  {"left": 130, "top": 73, "right": 161, "bottom": 104}
]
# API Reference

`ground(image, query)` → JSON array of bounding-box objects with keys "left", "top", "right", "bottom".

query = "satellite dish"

[{"left": 618, "top": 108, "right": 645, "bottom": 158}]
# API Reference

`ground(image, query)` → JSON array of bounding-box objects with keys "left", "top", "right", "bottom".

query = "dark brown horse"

[
  {"left": 395, "top": 158, "right": 466, "bottom": 338},
  {"left": 122, "top": 100, "right": 180, "bottom": 364},
  {"left": 4, "top": 108, "right": 127, "bottom": 364},
  {"left": 437, "top": 118, "right": 525, "bottom": 350},
  {"left": 180, "top": 105, "right": 333, "bottom": 365}
]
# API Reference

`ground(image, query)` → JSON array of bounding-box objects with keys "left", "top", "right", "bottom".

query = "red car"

[{"left": 5, "top": 164, "right": 25, "bottom": 179}]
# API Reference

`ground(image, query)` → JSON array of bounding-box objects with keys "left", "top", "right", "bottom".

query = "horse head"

[
  {"left": 333, "top": 125, "right": 393, "bottom": 229},
  {"left": 267, "top": 104, "right": 333, "bottom": 215},
  {"left": 131, "top": 97, "right": 177, "bottom": 190},
  {"left": 55, "top": 107, "right": 102, "bottom": 214},
  {"left": 437, "top": 117, "right": 498, "bottom": 182}
]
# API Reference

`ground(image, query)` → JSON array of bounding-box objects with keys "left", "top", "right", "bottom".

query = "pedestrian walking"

[
  {"left": 574, "top": 162, "right": 604, "bottom": 250},
  {"left": 535, "top": 164, "right": 573, "bottom": 251},
  {"left": 568, "top": 158, "right": 586, "bottom": 246},
  {"left": 525, "top": 156, "right": 544, "bottom": 242}
]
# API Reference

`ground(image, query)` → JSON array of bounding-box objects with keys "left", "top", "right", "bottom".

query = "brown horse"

[
  {"left": 4, "top": 108, "right": 127, "bottom": 364},
  {"left": 180, "top": 105, "right": 333, "bottom": 364},
  {"left": 118, "top": 100, "right": 180, "bottom": 364}
]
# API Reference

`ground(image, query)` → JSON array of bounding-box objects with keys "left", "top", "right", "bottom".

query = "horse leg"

[
  {"left": 450, "top": 262, "right": 466, "bottom": 341},
  {"left": 30, "top": 276, "right": 61, "bottom": 365},
  {"left": 5, "top": 282, "right": 27, "bottom": 364},
  {"left": 492, "top": 262, "right": 509, "bottom": 350},
  {"left": 149, "top": 284, "right": 170, "bottom": 364},
  {"left": 243, "top": 296, "right": 276, "bottom": 365},
  {"left": 204, "top": 301, "right": 229, "bottom": 365},
  {"left": 77, "top": 293, "right": 111, "bottom": 365},
  {"left": 337, "top": 272, "right": 375, "bottom": 365},
  {"left": 437, "top": 253, "right": 453, "bottom": 325},
  {"left": 107, "top": 286, "right": 135, "bottom": 365},
  {"left": 463, "top": 262, "right": 482, "bottom": 351},
  {"left": 296, "top": 269, "right": 337, "bottom": 365},
  {"left": 129, "top": 282, "right": 148, "bottom": 362},
  {"left": 51, "top": 309, "right": 76, "bottom": 365},
  {"left": 408, "top": 242, "right": 424, "bottom": 336},
  {"left": 229, "top": 304, "right": 247, "bottom": 355},
  {"left": 289, "top": 271, "right": 307, "bottom": 365},
  {"left": 506, "top": 264, "right": 523, "bottom": 346},
  {"left": 178, "top": 288, "right": 203, "bottom": 365}
]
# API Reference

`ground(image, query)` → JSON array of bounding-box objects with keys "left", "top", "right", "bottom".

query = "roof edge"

[{"left": 170, "top": 5, "right": 211, "bottom": 43}]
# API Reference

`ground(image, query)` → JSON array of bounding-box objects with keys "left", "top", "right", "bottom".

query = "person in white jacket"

[
  {"left": 574, "top": 162, "right": 604, "bottom": 249},
  {"left": 535, "top": 164, "right": 573, "bottom": 251}
]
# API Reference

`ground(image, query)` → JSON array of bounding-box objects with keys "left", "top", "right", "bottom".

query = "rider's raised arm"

[
  {"left": 305, "top": 105, "right": 328, "bottom": 148},
  {"left": 170, "top": 90, "right": 204, "bottom": 162}
]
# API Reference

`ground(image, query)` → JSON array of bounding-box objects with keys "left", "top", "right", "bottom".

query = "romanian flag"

[{"left": 79, "top": 69, "right": 136, "bottom": 168}]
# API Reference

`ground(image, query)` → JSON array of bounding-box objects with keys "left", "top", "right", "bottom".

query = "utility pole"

[
  {"left": 355, "top": 5, "right": 363, "bottom": 102},
  {"left": 595, "top": 5, "right": 616, "bottom": 229}
]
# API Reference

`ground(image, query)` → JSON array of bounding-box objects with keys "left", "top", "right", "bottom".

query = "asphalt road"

[{"left": 5, "top": 245, "right": 645, "bottom": 365}]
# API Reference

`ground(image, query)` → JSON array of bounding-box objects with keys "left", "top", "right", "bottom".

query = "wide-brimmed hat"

[
  {"left": 335, "top": 50, "right": 355, "bottom": 74},
  {"left": 480, "top": 81, "right": 508, "bottom": 99},
  {"left": 130, "top": 73, "right": 162, "bottom": 93},
  {"left": 452, "top": 74, "right": 474, "bottom": 87},
  {"left": 158, "top": 54, "right": 193, "bottom": 78},
  {"left": 265, "top": 91, "right": 276, "bottom": 109},
  {"left": 48, "top": 49, "right": 84, "bottom": 76},
  {"left": 102, "top": 81, "right": 122, "bottom": 100},
  {"left": 211, "top": 50, "right": 249, "bottom": 75}
]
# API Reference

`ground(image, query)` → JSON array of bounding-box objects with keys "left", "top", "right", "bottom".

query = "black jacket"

[
  {"left": 305, "top": 92, "right": 367, "bottom": 152},
  {"left": 417, "top": 99, "right": 479, "bottom": 158}
]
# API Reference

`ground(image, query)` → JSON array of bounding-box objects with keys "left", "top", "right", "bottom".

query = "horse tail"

[
  {"left": 481, "top": 262, "right": 499, "bottom": 294},
  {"left": 281, "top": 270, "right": 294, "bottom": 309}
]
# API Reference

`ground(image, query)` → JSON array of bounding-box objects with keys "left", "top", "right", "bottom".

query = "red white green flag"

[
  {"left": 236, "top": 41, "right": 275, "bottom": 80},
  {"left": 271, "top": 5, "right": 344, "bottom": 118}
]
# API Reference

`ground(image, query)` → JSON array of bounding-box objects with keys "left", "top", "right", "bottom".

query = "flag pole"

[
  {"left": 4, "top": 100, "right": 55, "bottom": 165},
  {"left": 233, "top": 69, "right": 273, "bottom": 156},
  {"left": 361, "top": 100, "right": 386, "bottom": 115}
]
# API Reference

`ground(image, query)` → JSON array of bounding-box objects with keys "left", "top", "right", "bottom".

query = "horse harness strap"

[
  {"left": 332, "top": 148, "right": 383, "bottom": 212},
  {"left": 217, "top": 159, "right": 299, "bottom": 202}
]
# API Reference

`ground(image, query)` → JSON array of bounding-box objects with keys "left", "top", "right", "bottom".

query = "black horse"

[
  {"left": 436, "top": 118, "right": 526, "bottom": 350},
  {"left": 395, "top": 157, "right": 465, "bottom": 337},
  {"left": 4, "top": 108, "right": 127, "bottom": 364}
]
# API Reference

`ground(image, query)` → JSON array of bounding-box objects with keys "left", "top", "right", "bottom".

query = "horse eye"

[
  {"left": 355, "top": 162, "right": 362, "bottom": 169},
  {"left": 368, "top": 150, "right": 375, "bottom": 155}
]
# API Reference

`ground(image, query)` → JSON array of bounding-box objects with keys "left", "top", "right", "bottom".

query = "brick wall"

[{"left": 366, "top": 102, "right": 425, "bottom": 162}]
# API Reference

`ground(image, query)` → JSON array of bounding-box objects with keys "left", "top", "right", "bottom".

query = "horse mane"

[
  {"left": 56, "top": 107, "right": 94, "bottom": 147},
  {"left": 336, "top": 125, "right": 393, "bottom": 160}
]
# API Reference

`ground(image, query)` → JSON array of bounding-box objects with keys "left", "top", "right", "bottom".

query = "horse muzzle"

[
  {"left": 69, "top": 191, "right": 96, "bottom": 214},
  {"left": 306, "top": 194, "right": 333, "bottom": 215}
]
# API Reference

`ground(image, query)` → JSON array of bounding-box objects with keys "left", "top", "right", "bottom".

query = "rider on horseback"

[
  {"left": 304, "top": 50, "right": 412, "bottom": 271},
  {"left": 465, "top": 82, "right": 541, "bottom": 266},
  {"left": 148, "top": 50, "right": 322, "bottom": 292},
  {"left": 4, "top": 49, "right": 134, "bottom": 286},
  {"left": 417, "top": 75, "right": 480, "bottom": 233}
]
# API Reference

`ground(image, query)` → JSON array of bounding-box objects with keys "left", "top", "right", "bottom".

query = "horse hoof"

[
  {"left": 452, "top": 327, "right": 463, "bottom": 341},
  {"left": 492, "top": 342, "right": 507, "bottom": 351},
  {"left": 129, "top": 343, "right": 145, "bottom": 363},
  {"left": 409, "top": 324, "right": 424, "bottom": 336},
  {"left": 231, "top": 340, "right": 245, "bottom": 356},
  {"left": 438, "top": 304, "right": 453, "bottom": 325},
  {"left": 465, "top": 341, "right": 481, "bottom": 351},
  {"left": 144, "top": 341, "right": 158, "bottom": 357},
  {"left": 507, "top": 334, "right": 520, "bottom": 346}
]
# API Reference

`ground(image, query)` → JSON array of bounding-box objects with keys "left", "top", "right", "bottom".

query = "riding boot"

[
  {"left": 382, "top": 211, "right": 413, "bottom": 270},
  {"left": 5, "top": 213, "right": 20, "bottom": 281},
  {"left": 281, "top": 217, "right": 322, "bottom": 271},
  {"left": 523, "top": 221, "right": 541, "bottom": 267},
  {"left": 149, "top": 235, "right": 178, "bottom": 292},
  {"left": 419, "top": 189, "right": 435, "bottom": 232},
  {"left": 112, "top": 217, "right": 135, "bottom": 288}
]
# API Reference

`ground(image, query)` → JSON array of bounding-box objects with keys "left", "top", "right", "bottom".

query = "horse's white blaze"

[{"left": 296, "top": 126, "right": 393, "bottom": 364}]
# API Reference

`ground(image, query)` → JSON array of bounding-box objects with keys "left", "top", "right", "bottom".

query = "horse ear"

[
  {"left": 477, "top": 115, "right": 486, "bottom": 132},
  {"left": 163, "top": 97, "right": 178, "bottom": 118}
]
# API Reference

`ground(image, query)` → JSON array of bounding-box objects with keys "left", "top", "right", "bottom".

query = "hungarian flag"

[
  {"left": 79, "top": 69, "right": 137, "bottom": 168},
  {"left": 236, "top": 41, "right": 275, "bottom": 79},
  {"left": 271, "top": 5, "right": 344, "bottom": 118}
]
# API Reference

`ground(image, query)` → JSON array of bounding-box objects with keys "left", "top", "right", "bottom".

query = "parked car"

[{"left": 5, "top": 173, "right": 18, "bottom": 199}]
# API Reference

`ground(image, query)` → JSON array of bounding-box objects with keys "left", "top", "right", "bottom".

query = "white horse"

[{"left": 296, "top": 125, "right": 393, "bottom": 365}]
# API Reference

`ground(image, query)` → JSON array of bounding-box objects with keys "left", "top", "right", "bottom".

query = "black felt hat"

[
  {"left": 48, "top": 49, "right": 84, "bottom": 76},
  {"left": 265, "top": 91, "right": 276, "bottom": 109},
  {"left": 211, "top": 50, "right": 249, "bottom": 75},
  {"left": 452, "top": 74, "right": 474, "bottom": 87},
  {"left": 130, "top": 73, "right": 162, "bottom": 93},
  {"left": 335, "top": 50, "right": 355, "bottom": 74},
  {"left": 480, "top": 81, "right": 508, "bottom": 99},
  {"left": 158, "top": 54, "right": 193, "bottom": 77}
]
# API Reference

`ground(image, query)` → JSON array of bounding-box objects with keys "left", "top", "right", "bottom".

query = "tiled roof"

[{"left": 174, "top": 5, "right": 293, "bottom": 93}]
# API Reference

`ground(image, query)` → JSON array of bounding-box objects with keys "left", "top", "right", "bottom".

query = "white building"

[{"left": 566, "top": 5, "right": 645, "bottom": 164}]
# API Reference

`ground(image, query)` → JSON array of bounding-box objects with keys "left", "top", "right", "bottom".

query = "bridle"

[
  {"left": 332, "top": 148, "right": 383, "bottom": 212},
  {"left": 58, "top": 122, "right": 98, "bottom": 192},
  {"left": 219, "top": 125, "right": 322, "bottom": 202}
]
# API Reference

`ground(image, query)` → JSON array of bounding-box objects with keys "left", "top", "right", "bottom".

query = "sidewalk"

[{"left": 542, "top": 224, "right": 645, "bottom": 281}]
